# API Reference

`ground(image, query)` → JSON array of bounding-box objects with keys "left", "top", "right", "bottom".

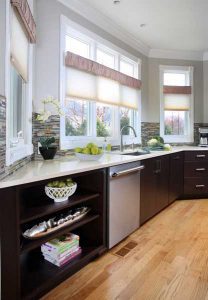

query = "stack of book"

[{"left": 41, "top": 233, "right": 81, "bottom": 267}]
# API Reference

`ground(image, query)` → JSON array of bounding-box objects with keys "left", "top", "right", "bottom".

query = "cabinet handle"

[
  {"left": 111, "top": 165, "right": 145, "bottom": 177},
  {"left": 173, "top": 156, "right": 180, "bottom": 160},
  {"left": 195, "top": 184, "right": 205, "bottom": 188},
  {"left": 196, "top": 154, "right": 206, "bottom": 158},
  {"left": 195, "top": 168, "right": 206, "bottom": 171}
]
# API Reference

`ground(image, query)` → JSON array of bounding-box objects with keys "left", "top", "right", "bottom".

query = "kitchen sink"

[{"left": 121, "top": 150, "right": 150, "bottom": 156}]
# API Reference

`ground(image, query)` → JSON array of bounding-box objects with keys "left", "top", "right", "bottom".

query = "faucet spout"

[{"left": 120, "top": 125, "right": 137, "bottom": 152}]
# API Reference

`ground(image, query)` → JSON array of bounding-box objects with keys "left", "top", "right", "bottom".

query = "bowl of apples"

[
  {"left": 45, "top": 178, "right": 77, "bottom": 202},
  {"left": 75, "top": 143, "right": 103, "bottom": 161}
]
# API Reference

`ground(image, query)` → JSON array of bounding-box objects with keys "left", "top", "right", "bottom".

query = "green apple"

[
  {"left": 82, "top": 147, "right": 90, "bottom": 154},
  {"left": 86, "top": 142, "right": 95, "bottom": 149},
  {"left": 91, "top": 146, "right": 99, "bottom": 155},
  {"left": 98, "top": 148, "right": 103, "bottom": 154},
  {"left": 74, "top": 147, "right": 82, "bottom": 153}
]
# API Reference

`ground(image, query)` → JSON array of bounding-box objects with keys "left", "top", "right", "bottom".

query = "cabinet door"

[
  {"left": 169, "top": 153, "right": 184, "bottom": 204},
  {"left": 155, "top": 156, "right": 170, "bottom": 212},
  {"left": 140, "top": 158, "right": 157, "bottom": 224}
]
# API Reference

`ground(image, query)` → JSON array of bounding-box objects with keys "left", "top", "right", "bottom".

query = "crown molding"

[
  {"left": 58, "top": 0, "right": 150, "bottom": 56},
  {"left": 149, "top": 48, "right": 203, "bottom": 61}
]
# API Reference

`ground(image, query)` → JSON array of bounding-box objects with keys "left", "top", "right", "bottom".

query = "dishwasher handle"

[{"left": 110, "top": 165, "right": 144, "bottom": 178}]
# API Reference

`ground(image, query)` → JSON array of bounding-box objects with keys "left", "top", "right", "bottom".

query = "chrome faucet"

[{"left": 120, "top": 125, "right": 137, "bottom": 152}]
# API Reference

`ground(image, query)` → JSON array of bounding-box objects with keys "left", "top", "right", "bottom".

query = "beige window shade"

[
  {"left": 164, "top": 94, "right": 190, "bottom": 111},
  {"left": 120, "top": 85, "right": 139, "bottom": 109},
  {"left": 66, "top": 67, "right": 139, "bottom": 109},
  {"left": 66, "top": 67, "right": 96, "bottom": 101},
  {"left": 97, "top": 77, "right": 120, "bottom": 106},
  {"left": 11, "top": 9, "right": 29, "bottom": 82}
]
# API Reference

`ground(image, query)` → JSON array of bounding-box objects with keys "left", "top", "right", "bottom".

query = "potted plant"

[
  {"left": 36, "top": 96, "right": 64, "bottom": 160},
  {"left": 39, "top": 137, "right": 57, "bottom": 160}
]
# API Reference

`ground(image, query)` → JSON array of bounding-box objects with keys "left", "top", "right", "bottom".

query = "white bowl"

[
  {"left": 75, "top": 152, "right": 104, "bottom": 161},
  {"left": 45, "top": 183, "right": 77, "bottom": 202}
]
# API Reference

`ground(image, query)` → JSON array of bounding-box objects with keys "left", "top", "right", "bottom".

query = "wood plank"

[{"left": 42, "top": 200, "right": 208, "bottom": 300}]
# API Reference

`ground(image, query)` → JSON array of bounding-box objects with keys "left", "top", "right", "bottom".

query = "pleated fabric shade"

[
  {"left": 10, "top": 8, "right": 29, "bottom": 81},
  {"left": 65, "top": 52, "right": 141, "bottom": 110},
  {"left": 163, "top": 85, "right": 192, "bottom": 111},
  {"left": 164, "top": 94, "right": 190, "bottom": 111}
]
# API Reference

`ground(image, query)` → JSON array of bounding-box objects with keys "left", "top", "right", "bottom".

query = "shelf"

[
  {"left": 21, "top": 214, "right": 100, "bottom": 253},
  {"left": 20, "top": 191, "right": 100, "bottom": 224},
  {"left": 21, "top": 245, "right": 106, "bottom": 300}
]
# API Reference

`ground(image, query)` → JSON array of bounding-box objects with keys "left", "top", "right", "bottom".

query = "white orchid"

[{"left": 36, "top": 96, "right": 64, "bottom": 123}]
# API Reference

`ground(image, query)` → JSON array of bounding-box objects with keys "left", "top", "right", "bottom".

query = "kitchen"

[{"left": 1, "top": 0, "right": 208, "bottom": 299}]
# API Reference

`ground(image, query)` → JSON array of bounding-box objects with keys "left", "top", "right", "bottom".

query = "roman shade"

[
  {"left": 11, "top": 8, "right": 29, "bottom": 81},
  {"left": 163, "top": 85, "right": 192, "bottom": 111},
  {"left": 65, "top": 52, "right": 141, "bottom": 109}
]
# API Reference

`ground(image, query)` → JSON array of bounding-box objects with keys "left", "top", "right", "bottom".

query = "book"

[
  {"left": 42, "top": 233, "right": 80, "bottom": 254},
  {"left": 41, "top": 244, "right": 80, "bottom": 260},
  {"left": 43, "top": 247, "right": 82, "bottom": 267},
  {"left": 41, "top": 240, "right": 79, "bottom": 255}
]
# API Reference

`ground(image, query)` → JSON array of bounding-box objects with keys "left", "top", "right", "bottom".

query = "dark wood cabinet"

[
  {"left": 184, "top": 151, "right": 208, "bottom": 197},
  {"left": 169, "top": 153, "right": 184, "bottom": 204},
  {"left": 0, "top": 169, "right": 107, "bottom": 300},
  {"left": 140, "top": 155, "right": 170, "bottom": 225},
  {"left": 140, "top": 158, "right": 157, "bottom": 224},
  {"left": 155, "top": 156, "right": 170, "bottom": 211}
]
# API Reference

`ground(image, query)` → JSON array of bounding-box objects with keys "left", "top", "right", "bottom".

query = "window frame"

[
  {"left": 159, "top": 65, "right": 194, "bottom": 143},
  {"left": 5, "top": 1, "right": 33, "bottom": 166},
  {"left": 60, "top": 15, "right": 141, "bottom": 149}
]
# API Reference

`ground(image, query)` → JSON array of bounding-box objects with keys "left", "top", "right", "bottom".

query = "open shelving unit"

[{"left": 0, "top": 168, "right": 107, "bottom": 300}]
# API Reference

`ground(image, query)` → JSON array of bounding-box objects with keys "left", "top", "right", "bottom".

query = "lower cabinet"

[
  {"left": 140, "top": 155, "right": 169, "bottom": 225},
  {"left": 169, "top": 152, "right": 184, "bottom": 204},
  {"left": 184, "top": 151, "right": 208, "bottom": 197}
]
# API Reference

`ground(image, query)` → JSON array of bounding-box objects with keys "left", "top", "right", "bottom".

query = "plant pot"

[{"left": 39, "top": 146, "right": 57, "bottom": 160}]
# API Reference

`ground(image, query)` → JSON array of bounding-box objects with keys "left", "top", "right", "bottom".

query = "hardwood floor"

[{"left": 42, "top": 200, "right": 208, "bottom": 300}]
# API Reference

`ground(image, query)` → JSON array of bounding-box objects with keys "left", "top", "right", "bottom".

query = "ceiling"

[{"left": 59, "top": 0, "right": 208, "bottom": 59}]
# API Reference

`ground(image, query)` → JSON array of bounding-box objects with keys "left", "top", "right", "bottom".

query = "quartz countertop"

[{"left": 0, "top": 146, "right": 207, "bottom": 189}]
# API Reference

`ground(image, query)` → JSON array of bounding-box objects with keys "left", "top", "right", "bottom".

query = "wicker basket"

[{"left": 45, "top": 183, "right": 77, "bottom": 202}]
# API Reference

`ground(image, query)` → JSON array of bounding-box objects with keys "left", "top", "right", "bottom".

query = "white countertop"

[{"left": 0, "top": 146, "right": 207, "bottom": 189}]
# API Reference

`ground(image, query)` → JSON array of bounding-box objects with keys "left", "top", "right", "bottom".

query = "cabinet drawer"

[
  {"left": 185, "top": 151, "right": 208, "bottom": 162},
  {"left": 184, "top": 162, "right": 208, "bottom": 177},
  {"left": 184, "top": 178, "right": 208, "bottom": 195}
]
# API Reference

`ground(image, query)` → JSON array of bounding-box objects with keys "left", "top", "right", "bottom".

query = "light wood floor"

[{"left": 42, "top": 200, "right": 208, "bottom": 300}]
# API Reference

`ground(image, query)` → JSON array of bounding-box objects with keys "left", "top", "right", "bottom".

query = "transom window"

[
  {"left": 61, "top": 20, "right": 141, "bottom": 149},
  {"left": 160, "top": 66, "right": 194, "bottom": 143}
]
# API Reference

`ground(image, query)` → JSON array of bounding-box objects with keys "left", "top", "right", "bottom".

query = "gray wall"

[
  {"left": 203, "top": 61, "right": 208, "bottom": 123},
  {"left": 148, "top": 58, "right": 204, "bottom": 123}
]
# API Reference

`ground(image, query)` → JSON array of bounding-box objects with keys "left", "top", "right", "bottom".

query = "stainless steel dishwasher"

[{"left": 108, "top": 161, "right": 144, "bottom": 249}]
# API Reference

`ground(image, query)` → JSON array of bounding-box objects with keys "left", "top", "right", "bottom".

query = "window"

[
  {"left": 60, "top": 18, "right": 141, "bottom": 149},
  {"left": 96, "top": 103, "right": 112, "bottom": 137},
  {"left": 6, "top": 5, "right": 33, "bottom": 165},
  {"left": 10, "top": 65, "right": 25, "bottom": 142},
  {"left": 96, "top": 48, "right": 115, "bottom": 69},
  {"left": 65, "top": 99, "right": 89, "bottom": 137},
  {"left": 66, "top": 35, "right": 89, "bottom": 58},
  {"left": 160, "top": 66, "right": 194, "bottom": 143}
]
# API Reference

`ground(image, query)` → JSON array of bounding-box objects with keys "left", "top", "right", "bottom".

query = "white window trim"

[
  {"left": 60, "top": 15, "right": 141, "bottom": 150},
  {"left": 159, "top": 65, "right": 194, "bottom": 143},
  {"left": 5, "top": 1, "right": 33, "bottom": 166}
]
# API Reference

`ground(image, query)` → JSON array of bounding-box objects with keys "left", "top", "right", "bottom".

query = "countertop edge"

[{"left": 0, "top": 147, "right": 202, "bottom": 189}]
